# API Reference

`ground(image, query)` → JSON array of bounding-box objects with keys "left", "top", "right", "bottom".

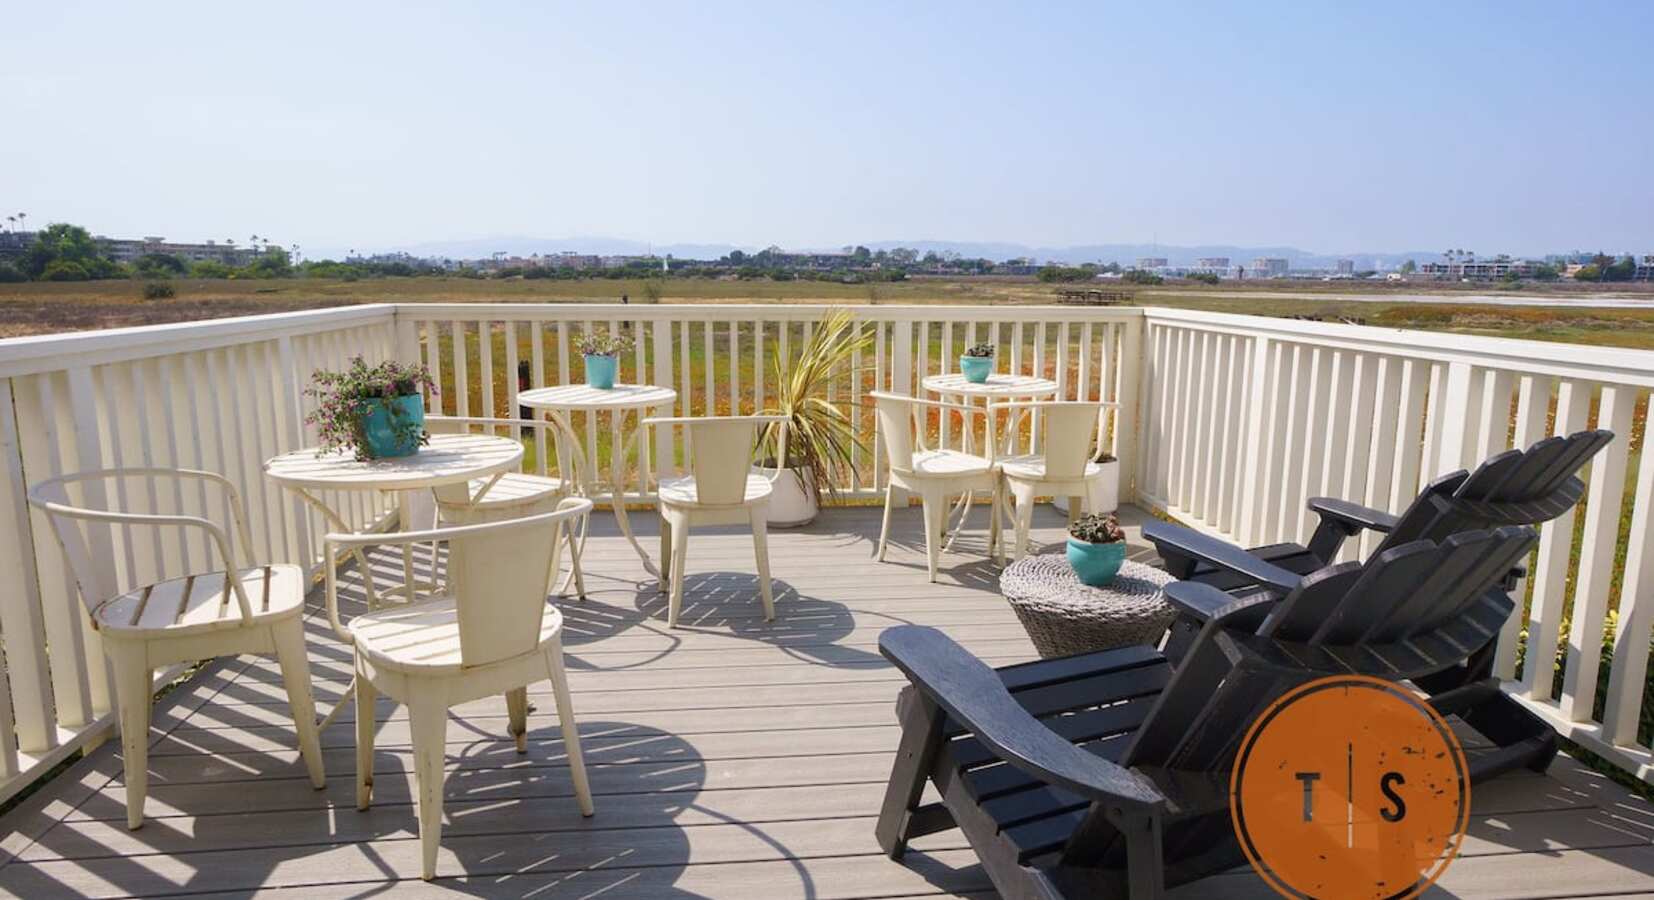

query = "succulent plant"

[
  {"left": 577, "top": 328, "right": 634, "bottom": 357},
  {"left": 1069, "top": 512, "right": 1126, "bottom": 544},
  {"left": 963, "top": 342, "right": 995, "bottom": 358}
]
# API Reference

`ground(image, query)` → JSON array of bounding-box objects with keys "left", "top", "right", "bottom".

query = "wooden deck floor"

[{"left": 1, "top": 505, "right": 1651, "bottom": 898}]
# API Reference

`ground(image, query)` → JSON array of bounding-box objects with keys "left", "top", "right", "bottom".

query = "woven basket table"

[{"left": 1000, "top": 555, "right": 1175, "bottom": 658}]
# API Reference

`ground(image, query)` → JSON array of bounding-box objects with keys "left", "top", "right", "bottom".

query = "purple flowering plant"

[{"left": 304, "top": 356, "right": 438, "bottom": 460}]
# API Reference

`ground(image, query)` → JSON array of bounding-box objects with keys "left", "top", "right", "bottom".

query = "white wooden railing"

[
  {"left": 0, "top": 300, "right": 1648, "bottom": 802},
  {"left": 1139, "top": 307, "right": 1654, "bottom": 782}
]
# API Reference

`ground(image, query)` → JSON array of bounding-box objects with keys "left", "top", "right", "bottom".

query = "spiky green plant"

[{"left": 757, "top": 308, "right": 873, "bottom": 503}]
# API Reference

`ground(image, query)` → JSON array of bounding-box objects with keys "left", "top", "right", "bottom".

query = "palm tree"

[
  {"left": 17, "top": 212, "right": 26, "bottom": 233},
  {"left": 5, "top": 216, "right": 13, "bottom": 232}
]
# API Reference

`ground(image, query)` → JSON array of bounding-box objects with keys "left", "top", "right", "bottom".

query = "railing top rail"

[
  {"left": 1144, "top": 306, "right": 1654, "bottom": 387},
  {"left": 0, "top": 303, "right": 397, "bottom": 377},
  {"left": 392, "top": 302, "right": 1148, "bottom": 323}
]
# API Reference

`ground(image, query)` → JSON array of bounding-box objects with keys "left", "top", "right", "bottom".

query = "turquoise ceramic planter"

[
  {"left": 584, "top": 354, "right": 618, "bottom": 389},
  {"left": 959, "top": 355, "right": 993, "bottom": 383},
  {"left": 1067, "top": 538, "right": 1126, "bottom": 586},
  {"left": 360, "top": 394, "right": 425, "bottom": 459}
]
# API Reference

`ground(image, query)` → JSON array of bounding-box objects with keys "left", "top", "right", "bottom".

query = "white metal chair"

[
  {"left": 870, "top": 391, "right": 1001, "bottom": 580},
  {"left": 324, "top": 498, "right": 595, "bottom": 881},
  {"left": 26, "top": 468, "right": 326, "bottom": 831},
  {"left": 426, "top": 415, "right": 587, "bottom": 599},
  {"left": 991, "top": 400, "right": 1111, "bottom": 559},
  {"left": 643, "top": 414, "right": 788, "bottom": 628}
]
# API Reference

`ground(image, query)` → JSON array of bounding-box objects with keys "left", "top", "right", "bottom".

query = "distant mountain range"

[{"left": 343, "top": 235, "right": 1449, "bottom": 269}]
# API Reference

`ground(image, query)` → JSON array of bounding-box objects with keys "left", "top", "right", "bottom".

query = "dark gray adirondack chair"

[
  {"left": 1144, "top": 429, "right": 1610, "bottom": 778},
  {"left": 876, "top": 526, "right": 1537, "bottom": 900},
  {"left": 1147, "top": 428, "right": 1611, "bottom": 591}
]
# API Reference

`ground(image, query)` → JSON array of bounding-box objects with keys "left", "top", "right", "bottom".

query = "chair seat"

[
  {"left": 438, "top": 472, "right": 567, "bottom": 509},
  {"left": 998, "top": 454, "right": 1103, "bottom": 482},
  {"left": 94, "top": 565, "right": 306, "bottom": 636},
  {"left": 658, "top": 473, "right": 773, "bottom": 507},
  {"left": 349, "top": 595, "right": 564, "bottom": 674},
  {"left": 908, "top": 449, "right": 993, "bottom": 478}
]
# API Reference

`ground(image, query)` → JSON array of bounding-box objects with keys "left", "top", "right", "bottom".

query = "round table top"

[
  {"left": 922, "top": 372, "right": 1058, "bottom": 398},
  {"left": 265, "top": 432, "right": 524, "bottom": 491},
  {"left": 518, "top": 383, "right": 678, "bottom": 411}
]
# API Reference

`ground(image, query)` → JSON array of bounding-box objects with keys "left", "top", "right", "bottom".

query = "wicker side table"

[{"left": 1000, "top": 555, "right": 1175, "bottom": 658}]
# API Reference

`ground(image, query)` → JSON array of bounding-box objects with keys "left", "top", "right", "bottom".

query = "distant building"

[
  {"left": 98, "top": 235, "right": 264, "bottom": 266},
  {"left": 1136, "top": 257, "right": 1168, "bottom": 269},
  {"left": 1250, "top": 257, "right": 1290, "bottom": 278},
  {"left": 1637, "top": 255, "right": 1654, "bottom": 281},
  {"left": 0, "top": 230, "right": 34, "bottom": 262},
  {"left": 1335, "top": 259, "right": 1355, "bottom": 275},
  {"left": 1419, "top": 257, "right": 1539, "bottom": 280},
  {"left": 1194, "top": 257, "right": 1229, "bottom": 269}
]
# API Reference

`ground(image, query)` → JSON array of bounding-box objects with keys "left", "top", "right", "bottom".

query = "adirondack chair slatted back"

[
  {"left": 447, "top": 513, "right": 562, "bottom": 667},
  {"left": 1374, "top": 429, "right": 1610, "bottom": 556},
  {"left": 874, "top": 394, "right": 917, "bottom": 474},
  {"left": 683, "top": 418, "right": 762, "bottom": 505},
  {"left": 1121, "top": 527, "right": 1537, "bottom": 777},
  {"left": 1035, "top": 403, "right": 1102, "bottom": 481}
]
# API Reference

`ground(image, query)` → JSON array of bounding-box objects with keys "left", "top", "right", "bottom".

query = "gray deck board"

[{"left": 1, "top": 504, "right": 1651, "bottom": 898}]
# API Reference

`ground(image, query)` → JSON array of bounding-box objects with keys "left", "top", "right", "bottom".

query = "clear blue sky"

[{"left": 3, "top": 1, "right": 1648, "bottom": 257}]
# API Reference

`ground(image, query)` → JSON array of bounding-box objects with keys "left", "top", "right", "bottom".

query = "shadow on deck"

[{"left": 0, "top": 505, "right": 1650, "bottom": 898}]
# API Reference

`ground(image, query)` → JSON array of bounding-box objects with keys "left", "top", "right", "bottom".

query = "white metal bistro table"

[
  {"left": 922, "top": 372, "right": 1059, "bottom": 549},
  {"left": 517, "top": 383, "right": 678, "bottom": 580},
  {"left": 265, "top": 432, "right": 525, "bottom": 607}
]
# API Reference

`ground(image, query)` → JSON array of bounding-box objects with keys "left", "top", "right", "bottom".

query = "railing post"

[
  {"left": 1235, "top": 335, "right": 1274, "bottom": 546},
  {"left": 1116, "top": 313, "right": 1144, "bottom": 503},
  {"left": 1604, "top": 422, "right": 1654, "bottom": 744},
  {"left": 0, "top": 377, "right": 54, "bottom": 756},
  {"left": 1426, "top": 361, "right": 1476, "bottom": 476}
]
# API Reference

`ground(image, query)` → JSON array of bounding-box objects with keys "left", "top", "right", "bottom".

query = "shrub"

[
  {"left": 40, "top": 259, "right": 90, "bottom": 281},
  {"left": 0, "top": 262, "right": 26, "bottom": 283},
  {"left": 142, "top": 281, "right": 175, "bottom": 299}
]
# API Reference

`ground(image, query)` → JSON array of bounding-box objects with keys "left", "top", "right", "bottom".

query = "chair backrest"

[
  {"left": 643, "top": 415, "right": 787, "bottom": 505},
  {"left": 447, "top": 511, "right": 566, "bottom": 667},
  {"left": 1375, "top": 429, "right": 1612, "bottom": 556},
  {"left": 1014, "top": 402, "right": 1102, "bottom": 480},
  {"left": 26, "top": 468, "right": 255, "bottom": 620},
  {"left": 322, "top": 499, "right": 592, "bottom": 667},
  {"left": 872, "top": 393, "right": 917, "bottom": 474},
  {"left": 1122, "top": 525, "right": 1537, "bottom": 776}
]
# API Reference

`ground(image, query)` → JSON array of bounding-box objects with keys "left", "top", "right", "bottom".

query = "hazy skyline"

[{"left": 4, "top": 1, "right": 1649, "bottom": 258}]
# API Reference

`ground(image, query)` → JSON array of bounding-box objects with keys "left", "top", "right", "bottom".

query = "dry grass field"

[{"left": 6, "top": 275, "right": 1654, "bottom": 348}]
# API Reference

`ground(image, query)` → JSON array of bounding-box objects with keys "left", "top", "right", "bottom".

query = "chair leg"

[
  {"left": 658, "top": 514, "right": 672, "bottom": 594},
  {"left": 1011, "top": 481, "right": 1036, "bottom": 561},
  {"left": 668, "top": 511, "right": 690, "bottom": 628},
  {"left": 1067, "top": 495, "right": 1081, "bottom": 527},
  {"left": 505, "top": 687, "right": 530, "bottom": 754},
  {"left": 990, "top": 478, "right": 1005, "bottom": 565},
  {"left": 750, "top": 507, "right": 775, "bottom": 621},
  {"left": 920, "top": 490, "right": 944, "bottom": 583},
  {"left": 877, "top": 485, "right": 895, "bottom": 562},
  {"left": 355, "top": 672, "right": 377, "bottom": 810},
  {"left": 565, "top": 519, "right": 588, "bottom": 601},
  {"left": 407, "top": 691, "right": 449, "bottom": 881},
  {"left": 106, "top": 641, "right": 151, "bottom": 831},
  {"left": 272, "top": 617, "right": 326, "bottom": 789},
  {"left": 546, "top": 635, "right": 595, "bottom": 816}
]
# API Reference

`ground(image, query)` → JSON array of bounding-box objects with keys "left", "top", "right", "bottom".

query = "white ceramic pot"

[
  {"left": 756, "top": 464, "right": 819, "bottom": 527},
  {"left": 1050, "top": 459, "right": 1120, "bottom": 515}
]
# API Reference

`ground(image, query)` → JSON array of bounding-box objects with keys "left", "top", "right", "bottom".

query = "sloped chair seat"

[
  {"left": 908, "top": 449, "right": 993, "bottom": 478},
  {"left": 658, "top": 473, "right": 774, "bottom": 507},
  {"left": 998, "top": 454, "right": 1103, "bottom": 481},
  {"left": 349, "top": 595, "right": 563, "bottom": 675},
  {"left": 94, "top": 564, "right": 307, "bottom": 636}
]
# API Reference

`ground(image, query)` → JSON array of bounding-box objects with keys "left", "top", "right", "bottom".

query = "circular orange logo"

[{"left": 1230, "top": 675, "right": 1470, "bottom": 900}]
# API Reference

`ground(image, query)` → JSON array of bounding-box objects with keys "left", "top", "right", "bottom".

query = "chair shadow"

[{"left": 628, "top": 574, "right": 889, "bottom": 669}]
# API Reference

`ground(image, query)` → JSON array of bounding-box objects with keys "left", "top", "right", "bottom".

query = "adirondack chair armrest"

[
  {"left": 879, "top": 626, "right": 1166, "bottom": 812},
  {"left": 1306, "top": 497, "right": 1398, "bottom": 534},
  {"left": 1141, "top": 521, "right": 1300, "bottom": 592},
  {"left": 1163, "top": 581, "right": 1279, "bottom": 632}
]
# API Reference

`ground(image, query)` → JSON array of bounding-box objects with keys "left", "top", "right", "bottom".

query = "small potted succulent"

[
  {"left": 306, "top": 356, "right": 437, "bottom": 460},
  {"left": 1067, "top": 512, "right": 1127, "bottom": 587},
  {"left": 959, "top": 342, "right": 995, "bottom": 383},
  {"left": 578, "top": 328, "right": 633, "bottom": 389}
]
